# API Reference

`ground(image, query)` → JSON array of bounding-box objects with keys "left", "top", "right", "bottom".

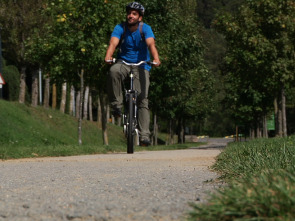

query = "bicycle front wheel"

[{"left": 127, "top": 93, "right": 135, "bottom": 154}]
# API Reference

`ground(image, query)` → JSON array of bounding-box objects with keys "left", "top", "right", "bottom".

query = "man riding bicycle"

[{"left": 105, "top": 2, "right": 161, "bottom": 146}]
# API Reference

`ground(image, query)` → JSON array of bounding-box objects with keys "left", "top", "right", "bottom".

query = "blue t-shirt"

[{"left": 111, "top": 23, "right": 155, "bottom": 71}]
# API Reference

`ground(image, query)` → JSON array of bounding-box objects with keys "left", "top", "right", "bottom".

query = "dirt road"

[{"left": 0, "top": 141, "right": 229, "bottom": 221}]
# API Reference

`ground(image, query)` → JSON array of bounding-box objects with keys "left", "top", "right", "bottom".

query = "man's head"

[
  {"left": 126, "top": 2, "right": 145, "bottom": 16},
  {"left": 126, "top": 2, "right": 144, "bottom": 26}
]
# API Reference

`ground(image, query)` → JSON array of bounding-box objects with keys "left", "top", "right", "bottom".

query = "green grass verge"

[
  {"left": 0, "top": 100, "right": 203, "bottom": 160},
  {"left": 188, "top": 137, "right": 295, "bottom": 220}
]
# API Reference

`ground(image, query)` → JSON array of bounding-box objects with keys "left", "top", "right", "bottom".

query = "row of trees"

[
  {"left": 0, "top": 0, "right": 213, "bottom": 144},
  {"left": 213, "top": 0, "right": 295, "bottom": 138},
  {"left": 1, "top": 0, "right": 294, "bottom": 143}
]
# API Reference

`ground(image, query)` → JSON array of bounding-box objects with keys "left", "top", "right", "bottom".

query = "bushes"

[
  {"left": 189, "top": 137, "right": 295, "bottom": 220},
  {"left": 2, "top": 59, "right": 20, "bottom": 101}
]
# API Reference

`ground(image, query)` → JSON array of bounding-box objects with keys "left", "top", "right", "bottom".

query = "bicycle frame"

[{"left": 122, "top": 65, "right": 139, "bottom": 153}]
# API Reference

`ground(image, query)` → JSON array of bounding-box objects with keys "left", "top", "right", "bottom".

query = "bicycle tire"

[{"left": 127, "top": 93, "right": 135, "bottom": 154}]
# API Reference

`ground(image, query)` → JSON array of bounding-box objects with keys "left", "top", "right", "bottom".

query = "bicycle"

[{"left": 107, "top": 59, "right": 156, "bottom": 154}]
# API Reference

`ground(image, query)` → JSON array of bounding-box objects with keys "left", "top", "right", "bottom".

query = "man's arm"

[
  {"left": 105, "top": 37, "right": 120, "bottom": 64},
  {"left": 146, "top": 37, "right": 161, "bottom": 67}
]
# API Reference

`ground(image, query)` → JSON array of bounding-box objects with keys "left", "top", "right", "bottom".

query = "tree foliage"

[
  {"left": 141, "top": 0, "right": 215, "bottom": 124},
  {"left": 0, "top": 0, "right": 46, "bottom": 67},
  {"left": 197, "top": 0, "right": 246, "bottom": 28},
  {"left": 0, "top": 0, "right": 48, "bottom": 103},
  {"left": 214, "top": 0, "right": 295, "bottom": 128},
  {"left": 26, "top": 0, "right": 127, "bottom": 88}
]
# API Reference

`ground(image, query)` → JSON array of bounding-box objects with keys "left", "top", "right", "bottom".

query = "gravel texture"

[{"left": 0, "top": 142, "right": 227, "bottom": 221}]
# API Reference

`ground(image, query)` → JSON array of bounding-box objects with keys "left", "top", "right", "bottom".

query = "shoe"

[
  {"left": 111, "top": 108, "right": 121, "bottom": 118},
  {"left": 140, "top": 139, "right": 151, "bottom": 146}
]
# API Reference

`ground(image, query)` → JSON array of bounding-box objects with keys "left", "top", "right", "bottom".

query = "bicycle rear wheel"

[{"left": 127, "top": 93, "right": 135, "bottom": 154}]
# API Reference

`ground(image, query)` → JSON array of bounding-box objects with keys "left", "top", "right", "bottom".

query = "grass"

[
  {"left": 188, "top": 136, "right": 295, "bottom": 220},
  {"left": 0, "top": 100, "right": 202, "bottom": 160}
]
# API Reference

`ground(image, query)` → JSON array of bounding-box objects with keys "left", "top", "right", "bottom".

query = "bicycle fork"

[{"left": 123, "top": 90, "right": 139, "bottom": 146}]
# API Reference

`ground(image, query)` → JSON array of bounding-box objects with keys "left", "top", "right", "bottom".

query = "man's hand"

[
  {"left": 152, "top": 59, "right": 161, "bottom": 67},
  {"left": 105, "top": 57, "right": 114, "bottom": 64}
]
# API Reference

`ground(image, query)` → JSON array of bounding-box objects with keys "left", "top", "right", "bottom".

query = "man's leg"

[
  {"left": 107, "top": 63, "right": 128, "bottom": 111},
  {"left": 134, "top": 68, "right": 151, "bottom": 143}
]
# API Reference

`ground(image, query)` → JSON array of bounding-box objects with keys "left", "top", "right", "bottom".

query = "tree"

[
  {"left": 214, "top": 0, "right": 295, "bottom": 137},
  {"left": 141, "top": 0, "right": 215, "bottom": 143},
  {"left": 0, "top": 0, "right": 47, "bottom": 104},
  {"left": 196, "top": 0, "right": 247, "bottom": 137},
  {"left": 26, "top": 0, "right": 126, "bottom": 144}
]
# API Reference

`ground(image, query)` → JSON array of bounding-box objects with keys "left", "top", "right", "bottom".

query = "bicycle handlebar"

[{"left": 106, "top": 59, "right": 157, "bottom": 66}]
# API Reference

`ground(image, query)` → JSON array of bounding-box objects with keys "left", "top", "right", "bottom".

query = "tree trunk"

[
  {"left": 281, "top": 87, "right": 287, "bottom": 137},
  {"left": 97, "top": 96, "right": 102, "bottom": 127},
  {"left": 274, "top": 98, "right": 279, "bottom": 136},
  {"left": 263, "top": 115, "right": 268, "bottom": 138},
  {"left": 18, "top": 66, "right": 26, "bottom": 103},
  {"left": 69, "top": 85, "right": 75, "bottom": 116},
  {"left": 168, "top": 119, "right": 174, "bottom": 145},
  {"left": 83, "top": 86, "right": 89, "bottom": 120},
  {"left": 76, "top": 91, "right": 81, "bottom": 119},
  {"left": 153, "top": 113, "right": 158, "bottom": 146},
  {"left": 52, "top": 83, "right": 57, "bottom": 109},
  {"left": 43, "top": 76, "right": 50, "bottom": 109},
  {"left": 89, "top": 91, "right": 93, "bottom": 122},
  {"left": 60, "top": 82, "right": 67, "bottom": 113},
  {"left": 182, "top": 119, "right": 186, "bottom": 143},
  {"left": 276, "top": 96, "right": 283, "bottom": 137},
  {"left": 31, "top": 70, "right": 38, "bottom": 107},
  {"left": 100, "top": 93, "right": 109, "bottom": 145},
  {"left": 111, "top": 115, "right": 115, "bottom": 125},
  {"left": 78, "top": 69, "right": 84, "bottom": 145},
  {"left": 107, "top": 105, "right": 110, "bottom": 123},
  {"left": 168, "top": 119, "right": 175, "bottom": 145},
  {"left": 250, "top": 128, "right": 255, "bottom": 140},
  {"left": 256, "top": 121, "right": 261, "bottom": 138},
  {"left": 178, "top": 117, "right": 185, "bottom": 144}
]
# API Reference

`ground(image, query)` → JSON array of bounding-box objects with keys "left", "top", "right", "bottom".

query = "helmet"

[{"left": 126, "top": 2, "right": 145, "bottom": 16}]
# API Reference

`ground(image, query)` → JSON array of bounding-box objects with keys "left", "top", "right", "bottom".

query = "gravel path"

[{"left": 0, "top": 143, "right": 227, "bottom": 221}]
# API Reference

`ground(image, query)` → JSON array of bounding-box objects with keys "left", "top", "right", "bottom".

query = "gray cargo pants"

[{"left": 107, "top": 62, "right": 150, "bottom": 140}]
